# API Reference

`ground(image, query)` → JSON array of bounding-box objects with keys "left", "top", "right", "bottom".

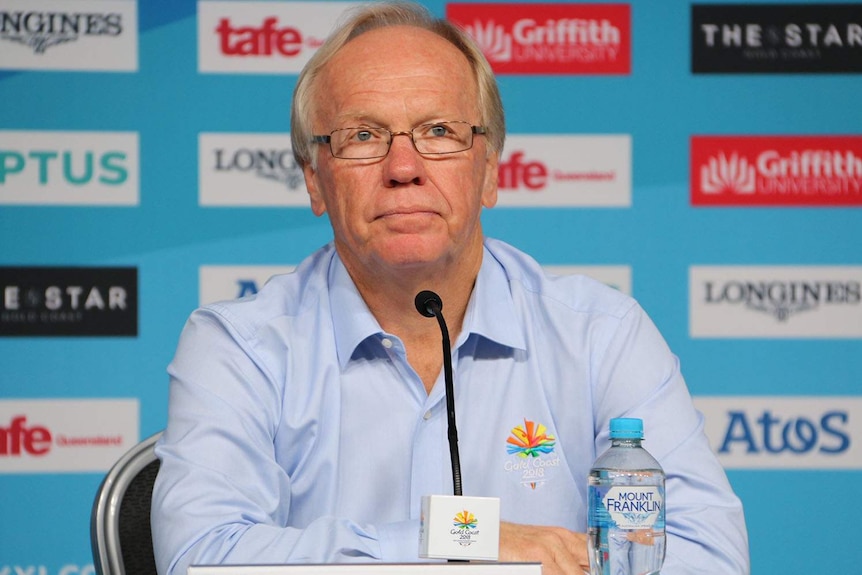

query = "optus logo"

[
  {"left": 0, "top": 131, "right": 139, "bottom": 205},
  {"left": 694, "top": 397, "right": 861, "bottom": 469}
]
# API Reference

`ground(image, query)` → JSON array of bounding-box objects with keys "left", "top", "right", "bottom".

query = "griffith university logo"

[
  {"left": 447, "top": 3, "right": 630, "bottom": 75},
  {"left": 691, "top": 136, "right": 862, "bottom": 206},
  {"left": 504, "top": 419, "right": 560, "bottom": 489},
  {"left": 452, "top": 510, "right": 479, "bottom": 547}
]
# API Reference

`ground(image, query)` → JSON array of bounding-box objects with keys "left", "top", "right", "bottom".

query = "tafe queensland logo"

[
  {"left": 692, "top": 4, "right": 862, "bottom": 74},
  {"left": 504, "top": 419, "right": 560, "bottom": 489},
  {"left": 689, "top": 266, "right": 862, "bottom": 338},
  {"left": 198, "top": 1, "right": 357, "bottom": 74},
  {"left": 0, "top": 399, "right": 139, "bottom": 473},
  {"left": 497, "top": 135, "right": 631, "bottom": 207},
  {"left": 0, "top": 0, "right": 138, "bottom": 71},
  {"left": 691, "top": 136, "right": 862, "bottom": 206},
  {"left": 447, "top": 3, "right": 630, "bottom": 74},
  {"left": 694, "top": 396, "right": 861, "bottom": 469}
]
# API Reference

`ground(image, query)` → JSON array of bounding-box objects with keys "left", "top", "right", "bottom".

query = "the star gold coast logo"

[{"left": 504, "top": 419, "right": 561, "bottom": 489}]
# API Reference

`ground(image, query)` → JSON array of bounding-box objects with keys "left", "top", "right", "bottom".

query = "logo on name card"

[
  {"left": 504, "top": 419, "right": 560, "bottom": 489},
  {"left": 452, "top": 510, "right": 479, "bottom": 546}
]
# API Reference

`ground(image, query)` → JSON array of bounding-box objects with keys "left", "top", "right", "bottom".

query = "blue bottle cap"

[{"left": 609, "top": 417, "right": 644, "bottom": 439}]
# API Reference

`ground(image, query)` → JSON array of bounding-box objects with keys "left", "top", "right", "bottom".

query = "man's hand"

[{"left": 498, "top": 521, "right": 590, "bottom": 575}]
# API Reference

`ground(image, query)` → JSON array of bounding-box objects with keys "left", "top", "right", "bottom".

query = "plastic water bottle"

[{"left": 588, "top": 418, "right": 666, "bottom": 575}]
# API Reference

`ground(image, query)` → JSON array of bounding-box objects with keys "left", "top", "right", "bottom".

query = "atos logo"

[
  {"left": 719, "top": 410, "right": 849, "bottom": 455},
  {"left": 695, "top": 397, "right": 862, "bottom": 469},
  {"left": 199, "top": 265, "right": 295, "bottom": 306}
]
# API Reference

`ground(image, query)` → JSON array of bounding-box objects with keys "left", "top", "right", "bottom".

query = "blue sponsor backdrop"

[{"left": 1, "top": 1, "right": 861, "bottom": 574}]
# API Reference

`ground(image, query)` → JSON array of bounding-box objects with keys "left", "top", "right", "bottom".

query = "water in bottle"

[{"left": 588, "top": 417, "right": 666, "bottom": 575}]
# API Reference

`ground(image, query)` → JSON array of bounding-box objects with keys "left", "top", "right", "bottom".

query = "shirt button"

[
  {"left": 423, "top": 410, "right": 432, "bottom": 420},
  {"left": 381, "top": 338, "right": 393, "bottom": 349}
]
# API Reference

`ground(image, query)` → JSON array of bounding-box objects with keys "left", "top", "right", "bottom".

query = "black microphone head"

[{"left": 414, "top": 290, "right": 442, "bottom": 318}]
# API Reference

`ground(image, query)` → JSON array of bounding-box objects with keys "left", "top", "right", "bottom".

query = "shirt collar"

[
  {"left": 460, "top": 246, "right": 527, "bottom": 352},
  {"left": 329, "top": 245, "right": 527, "bottom": 369}
]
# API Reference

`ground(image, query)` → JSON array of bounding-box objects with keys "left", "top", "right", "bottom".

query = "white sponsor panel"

[
  {"left": 543, "top": 265, "right": 631, "bottom": 295},
  {"left": 0, "top": 398, "right": 139, "bottom": 473},
  {"left": 694, "top": 396, "right": 862, "bottom": 469},
  {"left": 690, "top": 265, "right": 862, "bottom": 338},
  {"left": 0, "top": 0, "right": 138, "bottom": 71},
  {"left": 200, "top": 265, "right": 295, "bottom": 306},
  {"left": 199, "top": 132, "right": 309, "bottom": 206},
  {"left": 496, "top": 135, "right": 630, "bottom": 207},
  {"left": 0, "top": 130, "right": 139, "bottom": 205},
  {"left": 198, "top": 1, "right": 357, "bottom": 74}
]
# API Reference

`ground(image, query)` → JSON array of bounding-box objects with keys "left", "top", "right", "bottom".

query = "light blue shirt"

[{"left": 152, "top": 238, "right": 749, "bottom": 575}]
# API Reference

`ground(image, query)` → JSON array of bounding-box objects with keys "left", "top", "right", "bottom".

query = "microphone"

[
  {"left": 414, "top": 290, "right": 462, "bottom": 496},
  {"left": 414, "top": 290, "right": 501, "bottom": 561}
]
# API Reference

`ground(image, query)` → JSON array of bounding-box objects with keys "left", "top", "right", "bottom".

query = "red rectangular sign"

[
  {"left": 691, "top": 135, "right": 862, "bottom": 206},
  {"left": 446, "top": 3, "right": 631, "bottom": 75}
]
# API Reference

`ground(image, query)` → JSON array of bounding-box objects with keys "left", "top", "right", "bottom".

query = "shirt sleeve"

[
  {"left": 150, "top": 308, "right": 422, "bottom": 575},
  {"left": 592, "top": 300, "right": 750, "bottom": 574}
]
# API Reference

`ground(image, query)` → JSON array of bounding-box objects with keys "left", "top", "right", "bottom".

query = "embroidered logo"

[{"left": 504, "top": 419, "right": 561, "bottom": 489}]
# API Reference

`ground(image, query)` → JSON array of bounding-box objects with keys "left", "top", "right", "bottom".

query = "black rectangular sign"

[
  {"left": 692, "top": 4, "right": 862, "bottom": 73},
  {"left": 0, "top": 266, "right": 138, "bottom": 336}
]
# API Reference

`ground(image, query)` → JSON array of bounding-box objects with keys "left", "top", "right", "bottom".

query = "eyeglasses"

[{"left": 311, "top": 121, "right": 486, "bottom": 160}]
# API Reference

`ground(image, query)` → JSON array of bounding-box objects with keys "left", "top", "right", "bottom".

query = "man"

[{"left": 151, "top": 2, "right": 749, "bottom": 575}]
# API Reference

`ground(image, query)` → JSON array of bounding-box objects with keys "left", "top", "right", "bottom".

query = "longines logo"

[
  {"left": 692, "top": 4, "right": 862, "bottom": 73},
  {"left": 0, "top": 266, "right": 138, "bottom": 336},
  {"left": 0, "top": 1, "right": 138, "bottom": 71},
  {"left": 199, "top": 133, "right": 309, "bottom": 206},
  {"left": 704, "top": 279, "right": 860, "bottom": 321},
  {"left": 0, "top": 9, "right": 122, "bottom": 54},
  {"left": 213, "top": 146, "right": 304, "bottom": 190},
  {"left": 690, "top": 266, "right": 862, "bottom": 338}
]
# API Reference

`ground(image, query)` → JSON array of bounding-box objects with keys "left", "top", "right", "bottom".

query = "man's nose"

[{"left": 383, "top": 132, "right": 426, "bottom": 185}]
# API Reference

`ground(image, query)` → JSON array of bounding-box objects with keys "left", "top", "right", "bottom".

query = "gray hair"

[{"left": 290, "top": 1, "right": 505, "bottom": 168}]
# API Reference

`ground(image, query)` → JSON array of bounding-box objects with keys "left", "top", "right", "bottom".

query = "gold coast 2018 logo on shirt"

[{"left": 504, "top": 419, "right": 561, "bottom": 489}]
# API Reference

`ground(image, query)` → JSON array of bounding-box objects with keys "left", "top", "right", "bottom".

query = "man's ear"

[
  {"left": 304, "top": 163, "right": 327, "bottom": 216},
  {"left": 481, "top": 152, "right": 499, "bottom": 209}
]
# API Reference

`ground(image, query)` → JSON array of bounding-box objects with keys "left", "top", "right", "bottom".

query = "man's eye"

[
  {"left": 428, "top": 125, "right": 450, "bottom": 137},
  {"left": 355, "top": 130, "right": 374, "bottom": 142}
]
